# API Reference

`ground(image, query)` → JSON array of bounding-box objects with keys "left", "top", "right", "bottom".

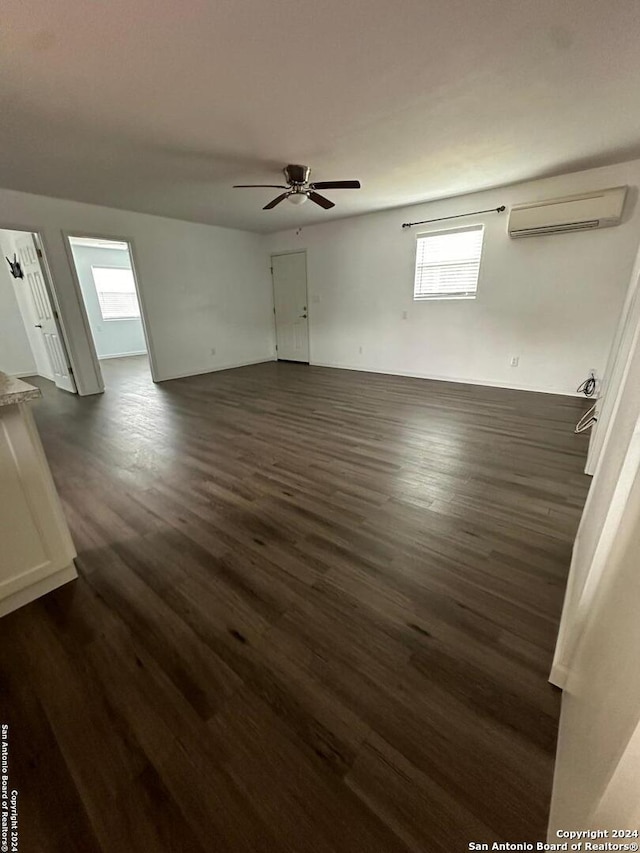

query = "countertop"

[{"left": 0, "top": 373, "right": 42, "bottom": 407}]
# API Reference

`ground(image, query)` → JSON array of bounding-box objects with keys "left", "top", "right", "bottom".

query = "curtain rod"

[{"left": 401, "top": 205, "right": 506, "bottom": 229}]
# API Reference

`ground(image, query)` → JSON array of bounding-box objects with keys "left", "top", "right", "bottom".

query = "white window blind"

[
  {"left": 413, "top": 224, "right": 484, "bottom": 300},
  {"left": 91, "top": 266, "right": 141, "bottom": 320}
]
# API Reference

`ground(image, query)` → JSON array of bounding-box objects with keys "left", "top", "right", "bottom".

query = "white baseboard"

[
  {"left": 157, "top": 356, "right": 277, "bottom": 383},
  {"left": 9, "top": 370, "right": 54, "bottom": 381},
  {"left": 549, "top": 661, "right": 569, "bottom": 690},
  {"left": 0, "top": 563, "right": 77, "bottom": 619},
  {"left": 98, "top": 350, "right": 148, "bottom": 361},
  {"left": 118, "top": 354, "right": 581, "bottom": 397},
  {"left": 309, "top": 360, "right": 582, "bottom": 397}
]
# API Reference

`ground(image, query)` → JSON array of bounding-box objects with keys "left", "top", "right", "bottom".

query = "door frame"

[
  {"left": 270, "top": 250, "right": 310, "bottom": 363},
  {"left": 62, "top": 230, "right": 159, "bottom": 384},
  {"left": 0, "top": 221, "right": 77, "bottom": 391}
]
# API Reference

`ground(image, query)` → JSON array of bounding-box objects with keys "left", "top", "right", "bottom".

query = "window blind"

[
  {"left": 413, "top": 224, "right": 484, "bottom": 300},
  {"left": 91, "top": 266, "right": 141, "bottom": 320}
]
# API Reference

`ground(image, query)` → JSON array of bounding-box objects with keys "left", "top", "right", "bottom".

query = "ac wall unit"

[{"left": 508, "top": 186, "right": 627, "bottom": 238}]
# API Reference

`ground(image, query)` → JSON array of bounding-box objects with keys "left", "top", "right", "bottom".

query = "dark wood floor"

[{"left": 0, "top": 356, "right": 591, "bottom": 852}]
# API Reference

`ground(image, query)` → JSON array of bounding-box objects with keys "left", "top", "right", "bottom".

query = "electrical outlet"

[
  {"left": 402, "top": 310, "right": 408, "bottom": 320},
  {"left": 358, "top": 346, "right": 363, "bottom": 355},
  {"left": 510, "top": 356, "right": 519, "bottom": 367},
  {"left": 210, "top": 347, "right": 216, "bottom": 356}
]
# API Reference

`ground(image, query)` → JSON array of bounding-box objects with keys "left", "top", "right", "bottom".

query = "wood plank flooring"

[{"left": 0, "top": 357, "right": 592, "bottom": 852}]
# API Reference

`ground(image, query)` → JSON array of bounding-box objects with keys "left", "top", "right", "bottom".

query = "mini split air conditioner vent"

[{"left": 508, "top": 187, "right": 627, "bottom": 238}]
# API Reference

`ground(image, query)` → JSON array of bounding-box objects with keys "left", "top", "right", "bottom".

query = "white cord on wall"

[{"left": 575, "top": 403, "right": 598, "bottom": 434}]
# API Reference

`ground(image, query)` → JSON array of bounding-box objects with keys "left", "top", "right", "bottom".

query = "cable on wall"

[
  {"left": 577, "top": 372, "right": 597, "bottom": 397},
  {"left": 575, "top": 403, "right": 597, "bottom": 434},
  {"left": 401, "top": 206, "right": 506, "bottom": 230}
]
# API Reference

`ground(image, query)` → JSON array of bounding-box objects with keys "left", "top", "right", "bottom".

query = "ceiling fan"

[{"left": 233, "top": 164, "right": 361, "bottom": 210}]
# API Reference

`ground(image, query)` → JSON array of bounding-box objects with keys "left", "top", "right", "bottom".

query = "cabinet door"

[{"left": 0, "top": 404, "right": 76, "bottom": 605}]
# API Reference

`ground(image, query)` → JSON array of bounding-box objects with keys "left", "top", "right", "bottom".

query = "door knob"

[{"left": 34, "top": 324, "right": 42, "bottom": 328}]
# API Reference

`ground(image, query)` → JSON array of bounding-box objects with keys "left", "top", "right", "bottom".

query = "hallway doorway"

[{"left": 66, "top": 236, "right": 152, "bottom": 389}]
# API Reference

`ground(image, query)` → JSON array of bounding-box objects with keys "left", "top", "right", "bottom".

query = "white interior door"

[
  {"left": 15, "top": 234, "right": 76, "bottom": 393},
  {"left": 272, "top": 252, "right": 309, "bottom": 363}
]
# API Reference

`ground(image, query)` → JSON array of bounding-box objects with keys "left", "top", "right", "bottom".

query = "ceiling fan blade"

[
  {"left": 263, "top": 192, "right": 290, "bottom": 210},
  {"left": 308, "top": 191, "right": 335, "bottom": 210},
  {"left": 309, "top": 180, "right": 361, "bottom": 190},
  {"left": 233, "top": 184, "right": 289, "bottom": 188}
]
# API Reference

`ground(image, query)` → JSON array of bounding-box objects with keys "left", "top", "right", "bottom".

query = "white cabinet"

[{"left": 0, "top": 378, "right": 76, "bottom": 617}]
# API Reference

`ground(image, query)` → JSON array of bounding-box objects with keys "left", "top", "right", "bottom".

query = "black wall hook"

[{"left": 5, "top": 254, "right": 24, "bottom": 279}]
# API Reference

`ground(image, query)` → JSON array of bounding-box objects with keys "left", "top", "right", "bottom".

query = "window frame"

[
  {"left": 412, "top": 223, "right": 485, "bottom": 302},
  {"left": 90, "top": 264, "right": 142, "bottom": 322}
]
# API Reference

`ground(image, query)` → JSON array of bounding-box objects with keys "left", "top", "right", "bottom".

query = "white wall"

[
  {"left": 0, "top": 189, "right": 274, "bottom": 394},
  {"left": 550, "top": 459, "right": 640, "bottom": 831},
  {"left": 0, "top": 237, "right": 36, "bottom": 377},
  {"left": 548, "top": 281, "right": 640, "bottom": 830},
  {"left": 551, "top": 237, "right": 640, "bottom": 689},
  {"left": 585, "top": 241, "right": 640, "bottom": 474},
  {"left": 69, "top": 243, "right": 147, "bottom": 360},
  {"left": 269, "top": 160, "right": 640, "bottom": 395}
]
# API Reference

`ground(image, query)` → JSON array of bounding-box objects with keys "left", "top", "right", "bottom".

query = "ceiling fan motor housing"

[
  {"left": 233, "top": 165, "right": 360, "bottom": 210},
  {"left": 284, "top": 164, "right": 310, "bottom": 186}
]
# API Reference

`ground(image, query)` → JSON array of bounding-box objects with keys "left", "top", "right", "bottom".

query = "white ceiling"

[{"left": 1, "top": 0, "right": 640, "bottom": 233}]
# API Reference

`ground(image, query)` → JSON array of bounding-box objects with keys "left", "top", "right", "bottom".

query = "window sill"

[{"left": 413, "top": 295, "right": 477, "bottom": 302}]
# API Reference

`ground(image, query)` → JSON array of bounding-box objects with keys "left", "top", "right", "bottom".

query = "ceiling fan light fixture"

[
  {"left": 287, "top": 192, "right": 308, "bottom": 205},
  {"left": 235, "top": 165, "right": 360, "bottom": 211}
]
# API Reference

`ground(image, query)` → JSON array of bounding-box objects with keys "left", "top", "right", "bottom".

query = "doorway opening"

[
  {"left": 66, "top": 236, "right": 152, "bottom": 388},
  {"left": 271, "top": 251, "right": 310, "bottom": 363},
  {"left": 0, "top": 228, "right": 76, "bottom": 393}
]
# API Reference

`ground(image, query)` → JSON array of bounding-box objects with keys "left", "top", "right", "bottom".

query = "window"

[
  {"left": 413, "top": 224, "right": 484, "bottom": 301},
  {"left": 91, "top": 266, "right": 141, "bottom": 320}
]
